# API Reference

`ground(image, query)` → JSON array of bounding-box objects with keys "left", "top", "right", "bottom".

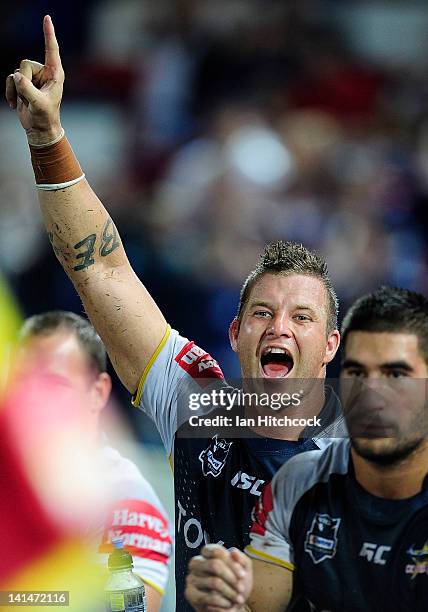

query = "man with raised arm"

[
  {"left": 186, "top": 287, "right": 428, "bottom": 612},
  {"left": 6, "top": 16, "right": 343, "bottom": 609}
]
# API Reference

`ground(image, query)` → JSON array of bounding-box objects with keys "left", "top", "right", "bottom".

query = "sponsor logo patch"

[
  {"left": 175, "top": 341, "right": 224, "bottom": 384},
  {"left": 304, "top": 513, "right": 341, "bottom": 564},
  {"left": 99, "top": 499, "right": 172, "bottom": 564},
  {"left": 199, "top": 435, "right": 232, "bottom": 477}
]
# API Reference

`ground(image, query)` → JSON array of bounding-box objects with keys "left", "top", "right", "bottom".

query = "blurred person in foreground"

[
  {"left": 0, "top": 286, "right": 106, "bottom": 610},
  {"left": 5, "top": 16, "right": 343, "bottom": 608},
  {"left": 0, "top": 272, "right": 21, "bottom": 388},
  {"left": 19, "top": 311, "right": 173, "bottom": 611},
  {"left": 186, "top": 286, "right": 428, "bottom": 612}
]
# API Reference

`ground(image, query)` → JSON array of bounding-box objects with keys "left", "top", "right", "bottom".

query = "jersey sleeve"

[
  {"left": 246, "top": 443, "right": 348, "bottom": 571},
  {"left": 245, "top": 476, "right": 295, "bottom": 571},
  {"left": 131, "top": 325, "right": 224, "bottom": 456},
  {"left": 96, "top": 456, "right": 173, "bottom": 594}
]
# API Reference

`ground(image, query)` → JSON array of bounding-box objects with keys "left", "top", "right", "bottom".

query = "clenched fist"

[
  {"left": 185, "top": 544, "right": 253, "bottom": 611},
  {"left": 5, "top": 15, "right": 64, "bottom": 146}
]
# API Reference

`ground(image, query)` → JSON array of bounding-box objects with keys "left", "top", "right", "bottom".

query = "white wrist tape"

[
  {"left": 29, "top": 128, "right": 66, "bottom": 148},
  {"left": 36, "top": 173, "right": 86, "bottom": 191}
]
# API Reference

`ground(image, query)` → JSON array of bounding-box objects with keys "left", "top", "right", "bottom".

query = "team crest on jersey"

[
  {"left": 199, "top": 435, "right": 232, "bottom": 477},
  {"left": 406, "top": 540, "right": 428, "bottom": 578},
  {"left": 304, "top": 513, "right": 341, "bottom": 564}
]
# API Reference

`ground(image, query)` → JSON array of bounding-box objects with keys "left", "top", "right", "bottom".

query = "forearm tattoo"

[
  {"left": 69, "top": 218, "right": 121, "bottom": 272},
  {"left": 73, "top": 234, "right": 96, "bottom": 271},
  {"left": 100, "top": 218, "right": 120, "bottom": 257}
]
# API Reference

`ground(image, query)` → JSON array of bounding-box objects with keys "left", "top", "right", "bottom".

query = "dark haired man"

[
  {"left": 20, "top": 311, "right": 173, "bottom": 611},
  {"left": 186, "top": 286, "right": 428, "bottom": 612},
  {"left": 6, "top": 17, "right": 341, "bottom": 608}
]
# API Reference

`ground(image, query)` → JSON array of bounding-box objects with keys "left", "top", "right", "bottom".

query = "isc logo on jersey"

[
  {"left": 231, "top": 471, "right": 265, "bottom": 496},
  {"left": 359, "top": 542, "right": 391, "bottom": 566},
  {"left": 175, "top": 341, "right": 224, "bottom": 384}
]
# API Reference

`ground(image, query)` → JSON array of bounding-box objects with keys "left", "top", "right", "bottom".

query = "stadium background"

[{"left": 2, "top": 1, "right": 428, "bottom": 608}]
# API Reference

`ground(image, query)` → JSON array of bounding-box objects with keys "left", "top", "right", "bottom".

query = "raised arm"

[{"left": 5, "top": 15, "right": 166, "bottom": 393}]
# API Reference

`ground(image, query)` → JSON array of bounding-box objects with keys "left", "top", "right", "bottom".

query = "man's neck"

[
  {"left": 247, "top": 383, "right": 326, "bottom": 441},
  {"left": 352, "top": 442, "right": 428, "bottom": 499}
]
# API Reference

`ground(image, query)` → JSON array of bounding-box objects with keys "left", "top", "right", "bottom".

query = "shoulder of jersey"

[
  {"left": 272, "top": 438, "right": 350, "bottom": 500},
  {"left": 98, "top": 445, "right": 149, "bottom": 483}
]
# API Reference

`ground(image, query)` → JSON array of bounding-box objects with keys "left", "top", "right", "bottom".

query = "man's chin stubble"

[{"left": 351, "top": 437, "right": 425, "bottom": 466}]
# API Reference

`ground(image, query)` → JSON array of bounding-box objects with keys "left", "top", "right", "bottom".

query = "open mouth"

[{"left": 260, "top": 347, "right": 294, "bottom": 378}]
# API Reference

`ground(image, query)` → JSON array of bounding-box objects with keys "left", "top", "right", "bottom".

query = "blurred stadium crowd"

[{"left": 2, "top": 0, "right": 428, "bottom": 434}]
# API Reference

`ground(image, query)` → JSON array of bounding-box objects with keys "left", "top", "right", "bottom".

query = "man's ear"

[
  {"left": 229, "top": 319, "right": 239, "bottom": 353},
  {"left": 91, "top": 372, "right": 112, "bottom": 414},
  {"left": 323, "top": 330, "right": 340, "bottom": 366}
]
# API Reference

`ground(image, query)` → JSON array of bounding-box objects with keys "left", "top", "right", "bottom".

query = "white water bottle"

[{"left": 105, "top": 538, "right": 146, "bottom": 612}]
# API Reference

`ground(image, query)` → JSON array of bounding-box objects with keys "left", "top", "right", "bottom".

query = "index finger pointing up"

[{"left": 43, "top": 15, "right": 62, "bottom": 68}]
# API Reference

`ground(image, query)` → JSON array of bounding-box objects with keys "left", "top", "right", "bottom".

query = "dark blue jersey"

[
  {"left": 248, "top": 439, "right": 428, "bottom": 612},
  {"left": 132, "top": 327, "right": 343, "bottom": 609}
]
